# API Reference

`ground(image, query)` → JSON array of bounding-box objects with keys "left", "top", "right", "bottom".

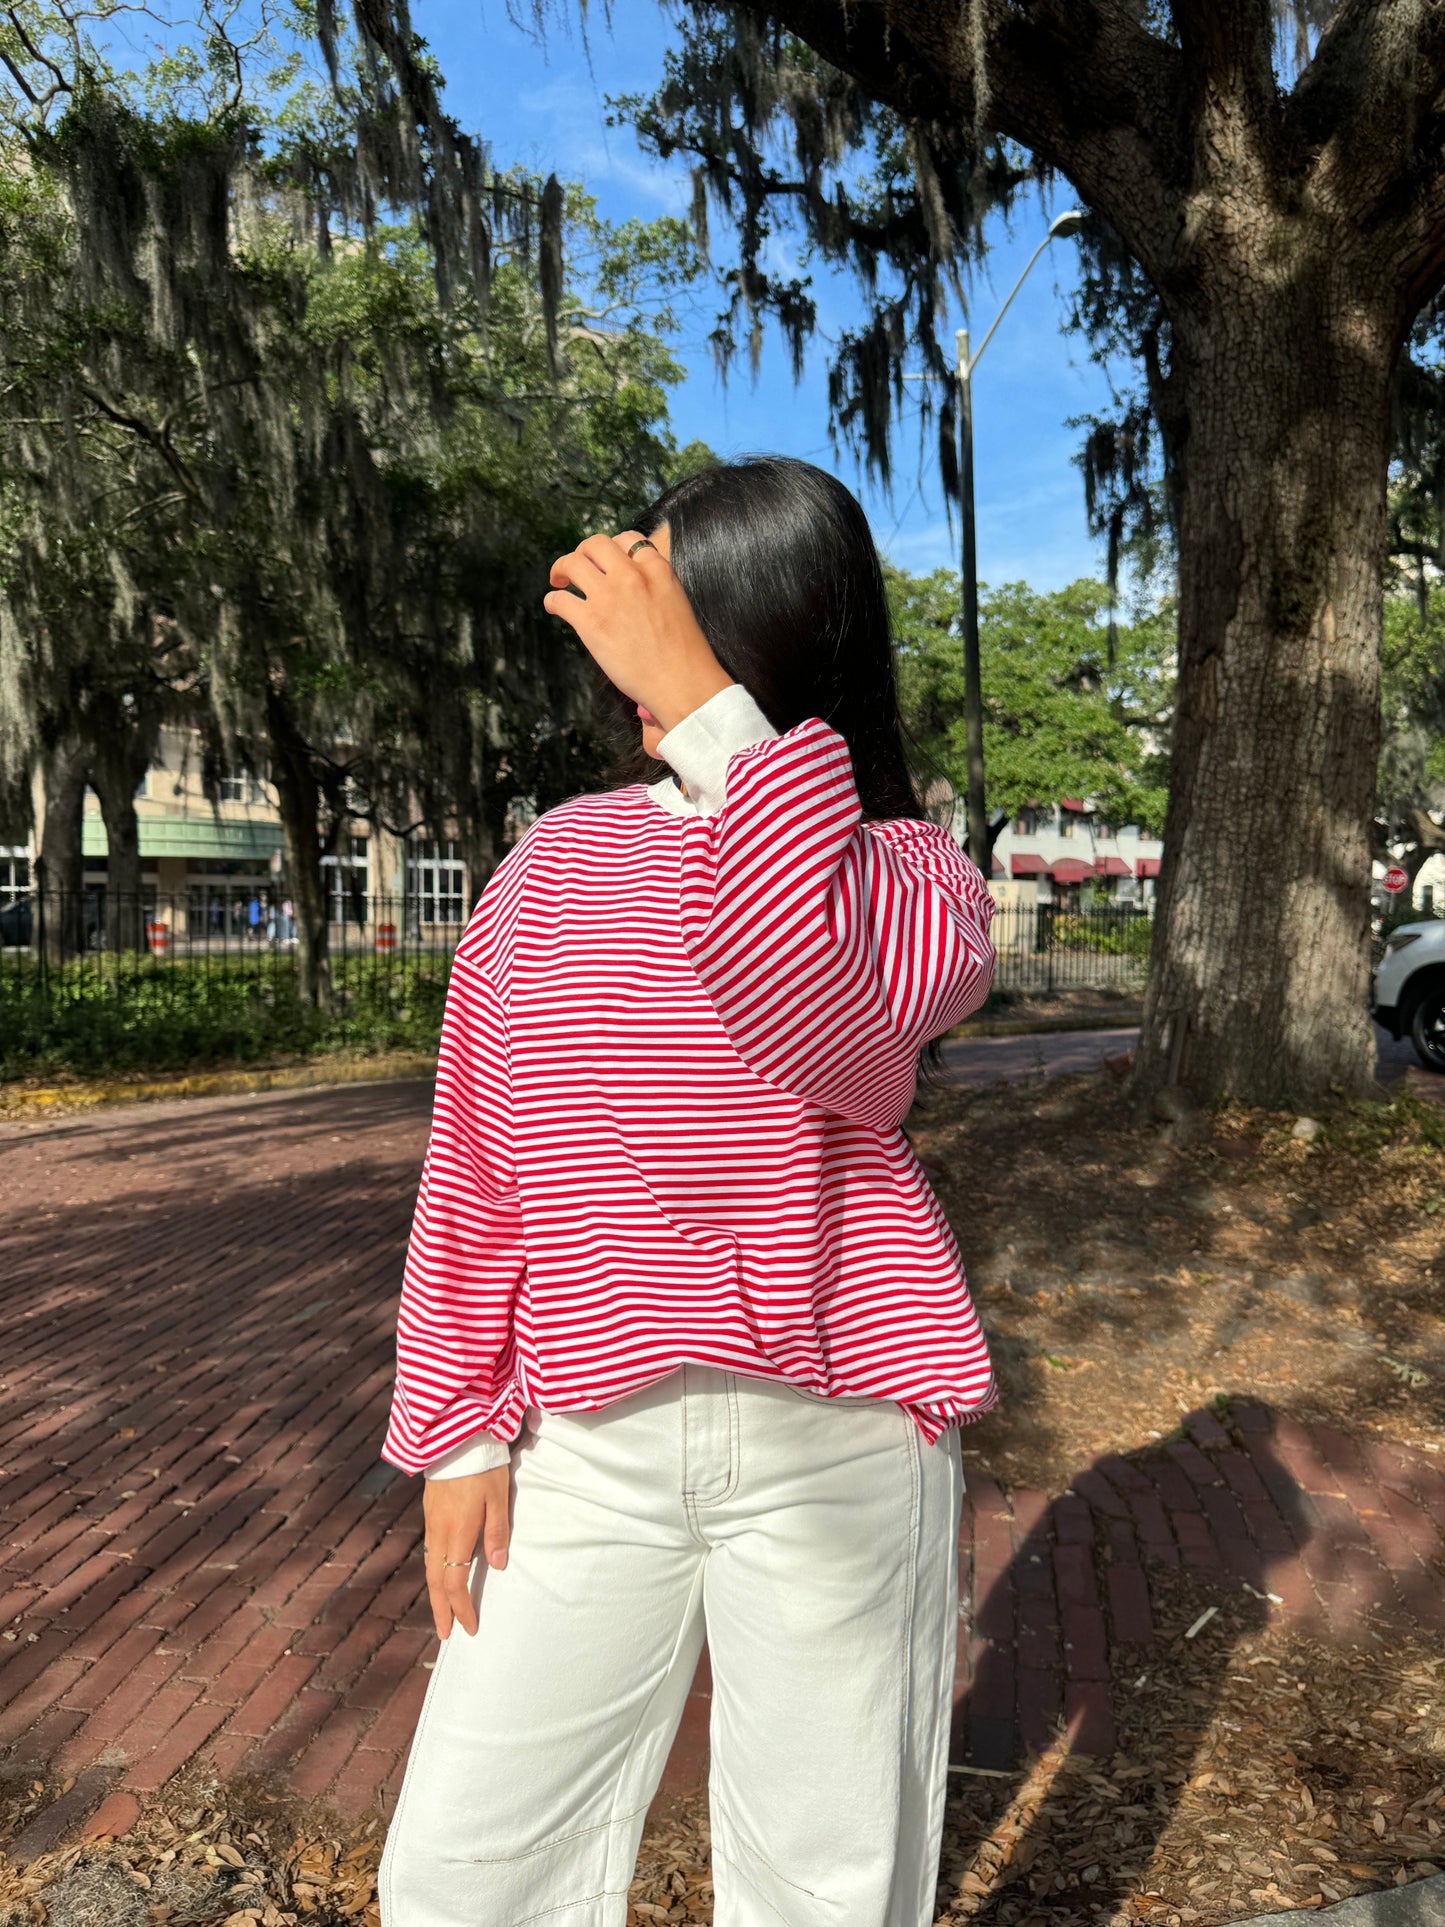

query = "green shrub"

[
  {"left": 1048, "top": 913, "right": 1154, "bottom": 959},
  {"left": 0, "top": 948, "right": 452, "bottom": 1079}
]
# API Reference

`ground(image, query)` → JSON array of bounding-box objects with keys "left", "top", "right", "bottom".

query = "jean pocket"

[{"left": 789, "top": 1384, "right": 885, "bottom": 1408}]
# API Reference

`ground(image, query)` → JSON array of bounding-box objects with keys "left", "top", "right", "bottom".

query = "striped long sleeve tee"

[{"left": 381, "top": 685, "right": 1000, "bottom": 1478}]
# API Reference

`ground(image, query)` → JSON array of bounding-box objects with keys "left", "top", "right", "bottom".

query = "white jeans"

[{"left": 379, "top": 1364, "right": 965, "bottom": 1927}]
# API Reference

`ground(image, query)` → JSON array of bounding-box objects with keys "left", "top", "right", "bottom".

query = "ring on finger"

[{"left": 424, "top": 1545, "right": 473, "bottom": 1569}]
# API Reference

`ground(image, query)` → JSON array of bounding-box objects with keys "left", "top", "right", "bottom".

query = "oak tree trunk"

[
  {"left": 266, "top": 694, "right": 331, "bottom": 1010},
  {"left": 1130, "top": 260, "right": 1389, "bottom": 1110},
  {"left": 37, "top": 738, "right": 88, "bottom": 966},
  {"left": 458, "top": 823, "right": 494, "bottom": 917},
  {"left": 89, "top": 733, "right": 152, "bottom": 953}
]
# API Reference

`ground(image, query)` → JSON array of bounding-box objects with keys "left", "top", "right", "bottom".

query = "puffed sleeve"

[
  {"left": 662, "top": 702, "right": 996, "bottom": 1132},
  {"left": 381, "top": 956, "right": 527, "bottom": 1475}
]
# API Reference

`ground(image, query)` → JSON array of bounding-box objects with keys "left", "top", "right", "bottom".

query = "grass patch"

[{"left": 1318, "top": 1088, "right": 1445, "bottom": 1156}]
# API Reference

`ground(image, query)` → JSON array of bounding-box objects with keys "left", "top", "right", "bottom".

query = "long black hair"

[{"left": 600, "top": 455, "right": 928, "bottom": 823}]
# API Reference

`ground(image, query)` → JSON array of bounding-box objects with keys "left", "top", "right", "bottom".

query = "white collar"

[{"left": 644, "top": 773, "right": 698, "bottom": 817}]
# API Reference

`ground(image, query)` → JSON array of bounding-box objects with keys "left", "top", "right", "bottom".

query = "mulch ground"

[{"left": 0, "top": 1066, "right": 1443, "bottom": 1926}]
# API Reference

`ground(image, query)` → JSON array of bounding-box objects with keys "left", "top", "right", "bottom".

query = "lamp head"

[{"left": 1047, "top": 208, "right": 1086, "bottom": 240}]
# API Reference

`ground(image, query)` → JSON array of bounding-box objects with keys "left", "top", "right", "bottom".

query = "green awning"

[{"left": 82, "top": 813, "right": 285, "bottom": 861}]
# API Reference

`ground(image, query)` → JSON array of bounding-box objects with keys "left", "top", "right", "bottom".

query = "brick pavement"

[{"left": 1, "top": 1081, "right": 1443, "bottom": 1837}]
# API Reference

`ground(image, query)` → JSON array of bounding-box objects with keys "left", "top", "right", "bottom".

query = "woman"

[{"left": 379, "top": 457, "right": 999, "bottom": 1927}]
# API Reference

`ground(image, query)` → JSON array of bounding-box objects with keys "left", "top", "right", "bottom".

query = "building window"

[
  {"left": 408, "top": 838, "right": 465, "bottom": 925},
  {"left": 217, "top": 767, "right": 268, "bottom": 804},
  {"left": 188, "top": 883, "right": 272, "bottom": 938},
  {"left": 323, "top": 836, "right": 369, "bottom": 925},
  {"left": 0, "top": 853, "right": 29, "bottom": 908},
  {"left": 1059, "top": 814, "right": 1074, "bottom": 839}
]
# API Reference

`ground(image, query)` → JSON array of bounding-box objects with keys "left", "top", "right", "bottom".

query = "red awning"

[
  {"left": 1051, "top": 858, "right": 1095, "bottom": 884},
  {"left": 1060, "top": 798, "right": 1086, "bottom": 813},
  {"left": 991, "top": 857, "right": 1007, "bottom": 878},
  {"left": 1010, "top": 853, "right": 1049, "bottom": 878},
  {"left": 1094, "top": 856, "right": 1131, "bottom": 878},
  {"left": 1136, "top": 857, "right": 1162, "bottom": 879}
]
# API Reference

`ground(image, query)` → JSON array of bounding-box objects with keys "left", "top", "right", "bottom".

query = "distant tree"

[
  {"left": 334, "top": 192, "right": 707, "bottom": 892},
  {"left": 0, "top": 2, "right": 701, "bottom": 987},
  {"left": 890, "top": 569, "right": 1172, "bottom": 862},
  {"left": 1377, "top": 588, "right": 1445, "bottom": 886}
]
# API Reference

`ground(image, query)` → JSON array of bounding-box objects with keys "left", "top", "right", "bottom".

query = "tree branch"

[
  {"left": 1290, "top": 0, "right": 1445, "bottom": 309},
  {"left": 74, "top": 380, "right": 201, "bottom": 498},
  {"left": 1171, "top": 0, "right": 1279, "bottom": 148},
  {"left": 0, "top": 29, "right": 69, "bottom": 114},
  {"left": 743, "top": 0, "right": 1186, "bottom": 285}
]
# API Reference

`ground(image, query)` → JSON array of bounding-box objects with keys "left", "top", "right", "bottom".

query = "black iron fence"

[
  {"left": 987, "top": 899, "right": 1152, "bottom": 997},
  {"left": 0, "top": 888, "right": 1151, "bottom": 1078},
  {"left": 0, "top": 890, "right": 458, "bottom": 1078}
]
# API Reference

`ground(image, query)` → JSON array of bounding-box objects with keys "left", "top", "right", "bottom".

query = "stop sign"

[{"left": 1383, "top": 865, "right": 1410, "bottom": 895}]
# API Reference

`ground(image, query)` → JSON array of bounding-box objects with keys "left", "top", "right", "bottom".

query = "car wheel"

[{"left": 1410, "top": 988, "right": 1445, "bottom": 1072}]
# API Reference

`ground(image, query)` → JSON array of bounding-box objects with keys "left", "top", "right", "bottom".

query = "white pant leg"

[
  {"left": 379, "top": 1367, "right": 964, "bottom": 1927},
  {"left": 701, "top": 1376, "right": 964, "bottom": 1927},
  {"left": 379, "top": 1379, "right": 709, "bottom": 1927}
]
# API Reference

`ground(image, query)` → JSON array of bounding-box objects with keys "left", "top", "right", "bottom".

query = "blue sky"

[{"left": 417, "top": 0, "right": 1122, "bottom": 591}]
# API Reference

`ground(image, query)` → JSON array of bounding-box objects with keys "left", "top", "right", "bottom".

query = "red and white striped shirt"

[{"left": 382, "top": 693, "right": 999, "bottom": 1477}]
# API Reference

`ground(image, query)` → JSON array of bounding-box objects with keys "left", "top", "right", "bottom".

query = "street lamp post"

[
  {"left": 955, "top": 322, "right": 986, "bottom": 875},
  {"left": 933, "top": 209, "right": 1085, "bottom": 874}
]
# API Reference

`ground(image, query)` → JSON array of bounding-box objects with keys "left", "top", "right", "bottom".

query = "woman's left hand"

[{"left": 543, "top": 532, "right": 733, "bottom": 731}]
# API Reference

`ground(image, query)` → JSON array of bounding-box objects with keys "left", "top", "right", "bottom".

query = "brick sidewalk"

[{"left": 1, "top": 1081, "right": 1443, "bottom": 1835}]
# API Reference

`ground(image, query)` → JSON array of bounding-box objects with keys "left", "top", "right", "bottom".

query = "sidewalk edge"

[{"left": 0, "top": 1052, "right": 436, "bottom": 1119}]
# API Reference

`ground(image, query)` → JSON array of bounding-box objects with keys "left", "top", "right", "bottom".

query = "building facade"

[
  {"left": 986, "top": 800, "right": 1165, "bottom": 910},
  {"left": 3, "top": 738, "right": 1172, "bottom": 946},
  {"left": 3, "top": 726, "right": 476, "bottom": 945}
]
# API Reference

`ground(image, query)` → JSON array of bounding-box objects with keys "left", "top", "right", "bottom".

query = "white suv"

[{"left": 1373, "top": 920, "right": 1445, "bottom": 1070}]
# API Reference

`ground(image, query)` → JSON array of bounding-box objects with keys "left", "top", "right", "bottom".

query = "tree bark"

[
  {"left": 88, "top": 731, "right": 154, "bottom": 954},
  {"left": 458, "top": 821, "right": 495, "bottom": 916},
  {"left": 266, "top": 693, "right": 331, "bottom": 1009},
  {"left": 37, "top": 737, "right": 88, "bottom": 966},
  {"left": 1130, "top": 258, "right": 1390, "bottom": 1108}
]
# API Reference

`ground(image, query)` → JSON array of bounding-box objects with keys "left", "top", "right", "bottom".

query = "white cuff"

[
  {"left": 655, "top": 683, "right": 779, "bottom": 816},
  {"left": 423, "top": 1429, "right": 513, "bottom": 1479}
]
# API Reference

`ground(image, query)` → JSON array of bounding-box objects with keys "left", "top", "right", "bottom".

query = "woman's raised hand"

[
  {"left": 422, "top": 1467, "right": 511, "bottom": 1640},
  {"left": 543, "top": 531, "right": 733, "bottom": 731}
]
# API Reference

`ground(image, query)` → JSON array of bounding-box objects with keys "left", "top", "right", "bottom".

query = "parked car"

[{"left": 1373, "top": 919, "right": 1445, "bottom": 1070}]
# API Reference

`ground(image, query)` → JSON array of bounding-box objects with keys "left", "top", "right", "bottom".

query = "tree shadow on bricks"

[
  {"left": 0, "top": 1079, "right": 432, "bottom": 1178},
  {"left": 936, "top": 1397, "right": 1427, "bottom": 1924}
]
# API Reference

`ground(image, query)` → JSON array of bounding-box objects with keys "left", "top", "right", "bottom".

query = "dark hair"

[{"left": 599, "top": 455, "right": 927, "bottom": 822}]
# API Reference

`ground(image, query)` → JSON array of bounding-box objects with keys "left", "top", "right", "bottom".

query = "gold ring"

[{"left": 627, "top": 537, "right": 657, "bottom": 558}]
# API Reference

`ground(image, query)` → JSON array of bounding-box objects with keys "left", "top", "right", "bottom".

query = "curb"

[
  {"left": 1226, "top": 1873, "right": 1445, "bottom": 1925},
  {"left": 949, "top": 1012, "right": 1142, "bottom": 1041},
  {"left": 0, "top": 1019, "right": 1147, "bottom": 1116},
  {"left": 0, "top": 1051, "right": 436, "bottom": 1120}
]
